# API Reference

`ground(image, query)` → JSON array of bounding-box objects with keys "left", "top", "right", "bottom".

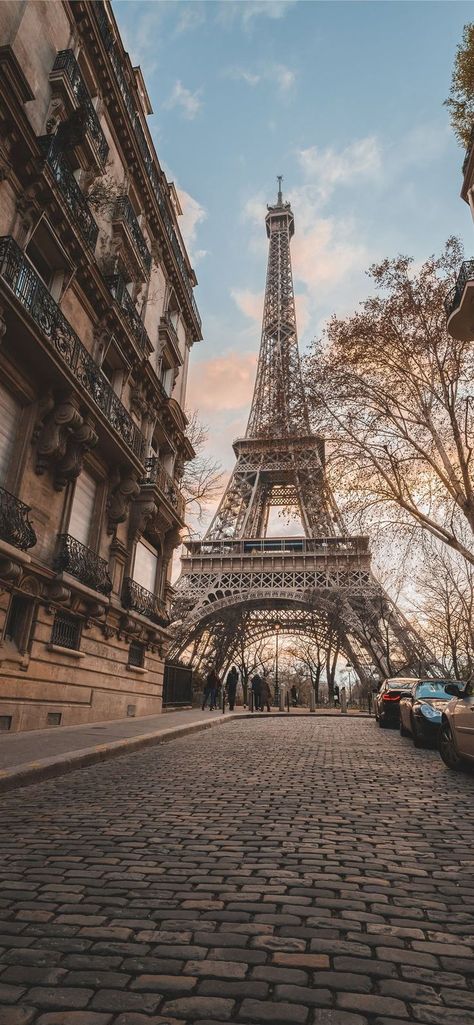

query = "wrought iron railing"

[
  {"left": 38, "top": 135, "right": 98, "bottom": 250},
  {"left": 113, "top": 196, "right": 151, "bottom": 273},
  {"left": 51, "top": 611, "right": 82, "bottom": 650},
  {"left": 0, "top": 237, "right": 145, "bottom": 461},
  {"left": 91, "top": 1, "right": 201, "bottom": 334},
  {"left": 0, "top": 486, "right": 37, "bottom": 551},
  {"left": 128, "top": 640, "right": 145, "bottom": 667},
  {"left": 105, "top": 273, "right": 151, "bottom": 355},
  {"left": 50, "top": 49, "right": 109, "bottom": 166},
  {"left": 54, "top": 533, "right": 112, "bottom": 595},
  {"left": 444, "top": 260, "right": 474, "bottom": 319},
  {"left": 122, "top": 577, "right": 169, "bottom": 625},
  {"left": 163, "top": 662, "right": 193, "bottom": 706},
  {"left": 141, "top": 457, "right": 185, "bottom": 519}
]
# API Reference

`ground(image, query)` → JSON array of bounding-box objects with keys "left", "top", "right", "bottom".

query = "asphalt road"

[{"left": 0, "top": 717, "right": 473, "bottom": 1025}]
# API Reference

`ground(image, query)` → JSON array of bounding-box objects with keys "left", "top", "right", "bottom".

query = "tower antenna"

[{"left": 277, "top": 174, "right": 283, "bottom": 204}]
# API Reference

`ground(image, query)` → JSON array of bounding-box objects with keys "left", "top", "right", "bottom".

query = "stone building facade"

[{"left": 0, "top": 0, "right": 202, "bottom": 732}]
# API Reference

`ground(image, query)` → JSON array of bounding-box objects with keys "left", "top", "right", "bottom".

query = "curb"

[
  {"left": 0, "top": 710, "right": 371, "bottom": 795},
  {"left": 0, "top": 713, "right": 239, "bottom": 796}
]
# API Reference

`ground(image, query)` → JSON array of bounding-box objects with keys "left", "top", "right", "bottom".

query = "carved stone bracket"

[
  {"left": 107, "top": 466, "right": 141, "bottom": 534},
  {"left": 35, "top": 392, "right": 98, "bottom": 490}
]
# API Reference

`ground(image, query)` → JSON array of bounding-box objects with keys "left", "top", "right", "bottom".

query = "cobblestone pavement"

[{"left": 0, "top": 718, "right": 473, "bottom": 1025}]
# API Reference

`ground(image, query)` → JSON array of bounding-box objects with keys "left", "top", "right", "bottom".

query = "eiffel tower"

[{"left": 170, "top": 180, "right": 437, "bottom": 682}]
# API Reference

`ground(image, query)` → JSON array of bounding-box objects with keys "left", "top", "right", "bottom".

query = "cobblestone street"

[{"left": 0, "top": 717, "right": 473, "bottom": 1025}]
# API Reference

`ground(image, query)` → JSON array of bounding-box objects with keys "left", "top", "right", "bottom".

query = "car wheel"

[
  {"left": 400, "top": 717, "right": 410, "bottom": 738},
  {"left": 411, "top": 716, "right": 424, "bottom": 748},
  {"left": 378, "top": 716, "right": 387, "bottom": 728},
  {"left": 439, "top": 720, "right": 464, "bottom": 771}
]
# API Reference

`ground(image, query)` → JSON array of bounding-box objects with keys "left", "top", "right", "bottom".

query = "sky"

[{"left": 114, "top": 0, "right": 474, "bottom": 534}]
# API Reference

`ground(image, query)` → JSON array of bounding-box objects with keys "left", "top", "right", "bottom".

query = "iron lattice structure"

[{"left": 171, "top": 182, "right": 438, "bottom": 682}]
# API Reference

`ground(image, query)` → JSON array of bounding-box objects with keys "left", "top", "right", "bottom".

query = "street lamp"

[{"left": 274, "top": 625, "right": 280, "bottom": 707}]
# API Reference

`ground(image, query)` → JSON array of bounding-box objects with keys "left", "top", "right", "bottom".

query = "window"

[
  {"left": 128, "top": 641, "right": 145, "bottom": 668},
  {"left": 51, "top": 612, "right": 81, "bottom": 650},
  {"left": 26, "top": 220, "right": 69, "bottom": 300},
  {"left": 133, "top": 539, "right": 159, "bottom": 593},
  {"left": 4, "top": 595, "right": 34, "bottom": 653},
  {"left": 159, "top": 356, "right": 174, "bottom": 397},
  {"left": 0, "top": 385, "right": 20, "bottom": 486},
  {"left": 47, "top": 712, "right": 62, "bottom": 727},
  {"left": 0, "top": 716, "right": 12, "bottom": 731},
  {"left": 69, "top": 471, "right": 97, "bottom": 547}
]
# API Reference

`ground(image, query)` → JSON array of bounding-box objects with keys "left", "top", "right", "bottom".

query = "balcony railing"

[
  {"left": 0, "top": 486, "right": 37, "bottom": 552},
  {"left": 141, "top": 457, "right": 186, "bottom": 520},
  {"left": 54, "top": 533, "right": 112, "bottom": 595},
  {"left": 444, "top": 260, "right": 474, "bottom": 320},
  {"left": 50, "top": 50, "right": 109, "bottom": 166},
  {"left": 122, "top": 577, "right": 169, "bottom": 625},
  {"left": 38, "top": 135, "right": 98, "bottom": 250},
  {"left": 113, "top": 196, "right": 151, "bottom": 273},
  {"left": 105, "top": 274, "right": 152, "bottom": 355},
  {"left": 91, "top": 1, "right": 201, "bottom": 334},
  {"left": 0, "top": 237, "right": 145, "bottom": 461}
]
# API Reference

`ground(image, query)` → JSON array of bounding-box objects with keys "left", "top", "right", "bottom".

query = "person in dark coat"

[
  {"left": 260, "top": 674, "right": 271, "bottom": 712},
  {"left": 251, "top": 672, "right": 262, "bottom": 711},
  {"left": 202, "top": 668, "right": 219, "bottom": 710},
  {"left": 290, "top": 684, "right": 299, "bottom": 707},
  {"left": 225, "top": 666, "right": 239, "bottom": 711}
]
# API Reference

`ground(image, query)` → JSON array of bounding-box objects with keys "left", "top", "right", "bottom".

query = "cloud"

[
  {"left": 164, "top": 80, "right": 202, "bottom": 119},
  {"left": 176, "top": 187, "right": 207, "bottom": 263},
  {"left": 297, "top": 137, "right": 382, "bottom": 204},
  {"left": 217, "top": 1, "right": 296, "bottom": 28},
  {"left": 231, "top": 288, "right": 263, "bottom": 322},
  {"left": 187, "top": 352, "right": 258, "bottom": 412},
  {"left": 174, "top": 3, "right": 206, "bottom": 34},
  {"left": 225, "top": 62, "right": 296, "bottom": 94}
]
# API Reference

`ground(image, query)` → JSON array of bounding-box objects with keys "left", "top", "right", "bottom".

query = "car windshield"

[
  {"left": 387, "top": 681, "right": 410, "bottom": 691},
  {"left": 415, "top": 681, "right": 453, "bottom": 700}
]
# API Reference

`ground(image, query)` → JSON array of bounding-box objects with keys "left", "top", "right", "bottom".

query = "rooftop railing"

[
  {"left": 91, "top": 1, "right": 201, "bottom": 333},
  {"left": 0, "top": 236, "right": 145, "bottom": 462},
  {"left": 0, "top": 486, "right": 37, "bottom": 551},
  {"left": 54, "top": 533, "right": 112, "bottom": 595},
  {"left": 444, "top": 260, "right": 474, "bottom": 320},
  {"left": 38, "top": 135, "right": 98, "bottom": 250},
  {"left": 50, "top": 50, "right": 109, "bottom": 166}
]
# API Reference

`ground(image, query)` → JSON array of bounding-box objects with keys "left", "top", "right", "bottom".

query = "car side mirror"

[{"left": 445, "top": 682, "right": 466, "bottom": 696}]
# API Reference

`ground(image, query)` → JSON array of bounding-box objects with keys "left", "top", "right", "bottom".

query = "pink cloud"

[
  {"left": 187, "top": 351, "right": 257, "bottom": 411},
  {"left": 231, "top": 288, "right": 263, "bottom": 322}
]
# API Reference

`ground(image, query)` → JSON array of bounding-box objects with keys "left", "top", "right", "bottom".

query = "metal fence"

[{"left": 163, "top": 662, "right": 193, "bottom": 707}]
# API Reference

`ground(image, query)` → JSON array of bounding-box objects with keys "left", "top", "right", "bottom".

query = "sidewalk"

[
  {"left": 0, "top": 707, "right": 243, "bottom": 795},
  {"left": 0, "top": 705, "right": 370, "bottom": 795}
]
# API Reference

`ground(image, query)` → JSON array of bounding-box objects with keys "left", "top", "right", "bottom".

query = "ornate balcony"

[
  {"left": 141, "top": 457, "right": 186, "bottom": 521},
  {"left": 159, "top": 313, "right": 182, "bottom": 366},
  {"left": 0, "top": 237, "right": 145, "bottom": 461},
  {"left": 0, "top": 486, "right": 37, "bottom": 551},
  {"left": 113, "top": 196, "right": 151, "bottom": 275},
  {"left": 50, "top": 49, "right": 109, "bottom": 168},
  {"left": 122, "top": 577, "right": 169, "bottom": 625},
  {"left": 445, "top": 260, "right": 474, "bottom": 341},
  {"left": 54, "top": 533, "right": 112, "bottom": 595},
  {"left": 38, "top": 135, "right": 98, "bottom": 250},
  {"left": 92, "top": 1, "right": 201, "bottom": 336},
  {"left": 106, "top": 274, "right": 152, "bottom": 356}
]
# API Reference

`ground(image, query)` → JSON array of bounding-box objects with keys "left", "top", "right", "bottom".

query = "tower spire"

[{"left": 277, "top": 174, "right": 283, "bottom": 205}]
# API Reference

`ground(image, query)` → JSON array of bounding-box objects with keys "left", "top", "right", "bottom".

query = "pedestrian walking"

[
  {"left": 202, "top": 668, "right": 220, "bottom": 710},
  {"left": 260, "top": 673, "right": 271, "bottom": 712},
  {"left": 251, "top": 672, "right": 262, "bottom": 711},
  {"left": 291, "top": 684, "right": 299, "bottom": 707},
  {"left": 225, "top": 665, "right": 239, "bottom": 711}
]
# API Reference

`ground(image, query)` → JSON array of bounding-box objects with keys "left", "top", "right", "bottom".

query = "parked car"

[
  {"left": 374, "top": 677, "right": 417, "bottom": 728},
  {"left": 439, "top": 681, "right": 474, "bottom": 770},
  {"left": 399, "top": 679, "right": 456, "bottom": 747}
]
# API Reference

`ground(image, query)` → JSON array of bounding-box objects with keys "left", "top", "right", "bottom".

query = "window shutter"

[
  {"left": 0, "top": 385, "right": 20, "bottom": 485},
  {"left": 69, "top": 472, "right": 97, "bottom": 546},
  {"left": 133, "top": 541, "right": 158, "bottom": 592}
]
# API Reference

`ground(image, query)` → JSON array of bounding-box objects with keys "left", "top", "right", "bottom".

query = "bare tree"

[
  {"left": 181, "top": 411, "right": 224, "bottom": 526},
  {"left": 414, "top": 539, "right": 474, "bottom": 680},
  {"left": 306, "top": 241, "right": 474, "bottom": 566}
]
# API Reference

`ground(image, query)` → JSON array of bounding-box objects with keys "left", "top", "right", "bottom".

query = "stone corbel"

[
  {"left": 45, "top": 98, "right": 66, "bottom": 136},
  {"left": 107, "top": 466, "right": 141, "bottom": 534},
  {"left": 0, "top": 558, "right": 22, "bottom": 584},
  {"left": 54, "top": 413, "right": 98, "bottom": 491},
  {"left": 45, "top": 580, "right": 71, "bottom": 604},
  {"left": 128, "top": 499, "right": 156, "bottom": 545},
  {"left": 35, "top": 394, "right": 98, "bottom": 490},
  {"left": 118, "top": 614, "right": 141, "bottom": 640}
]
